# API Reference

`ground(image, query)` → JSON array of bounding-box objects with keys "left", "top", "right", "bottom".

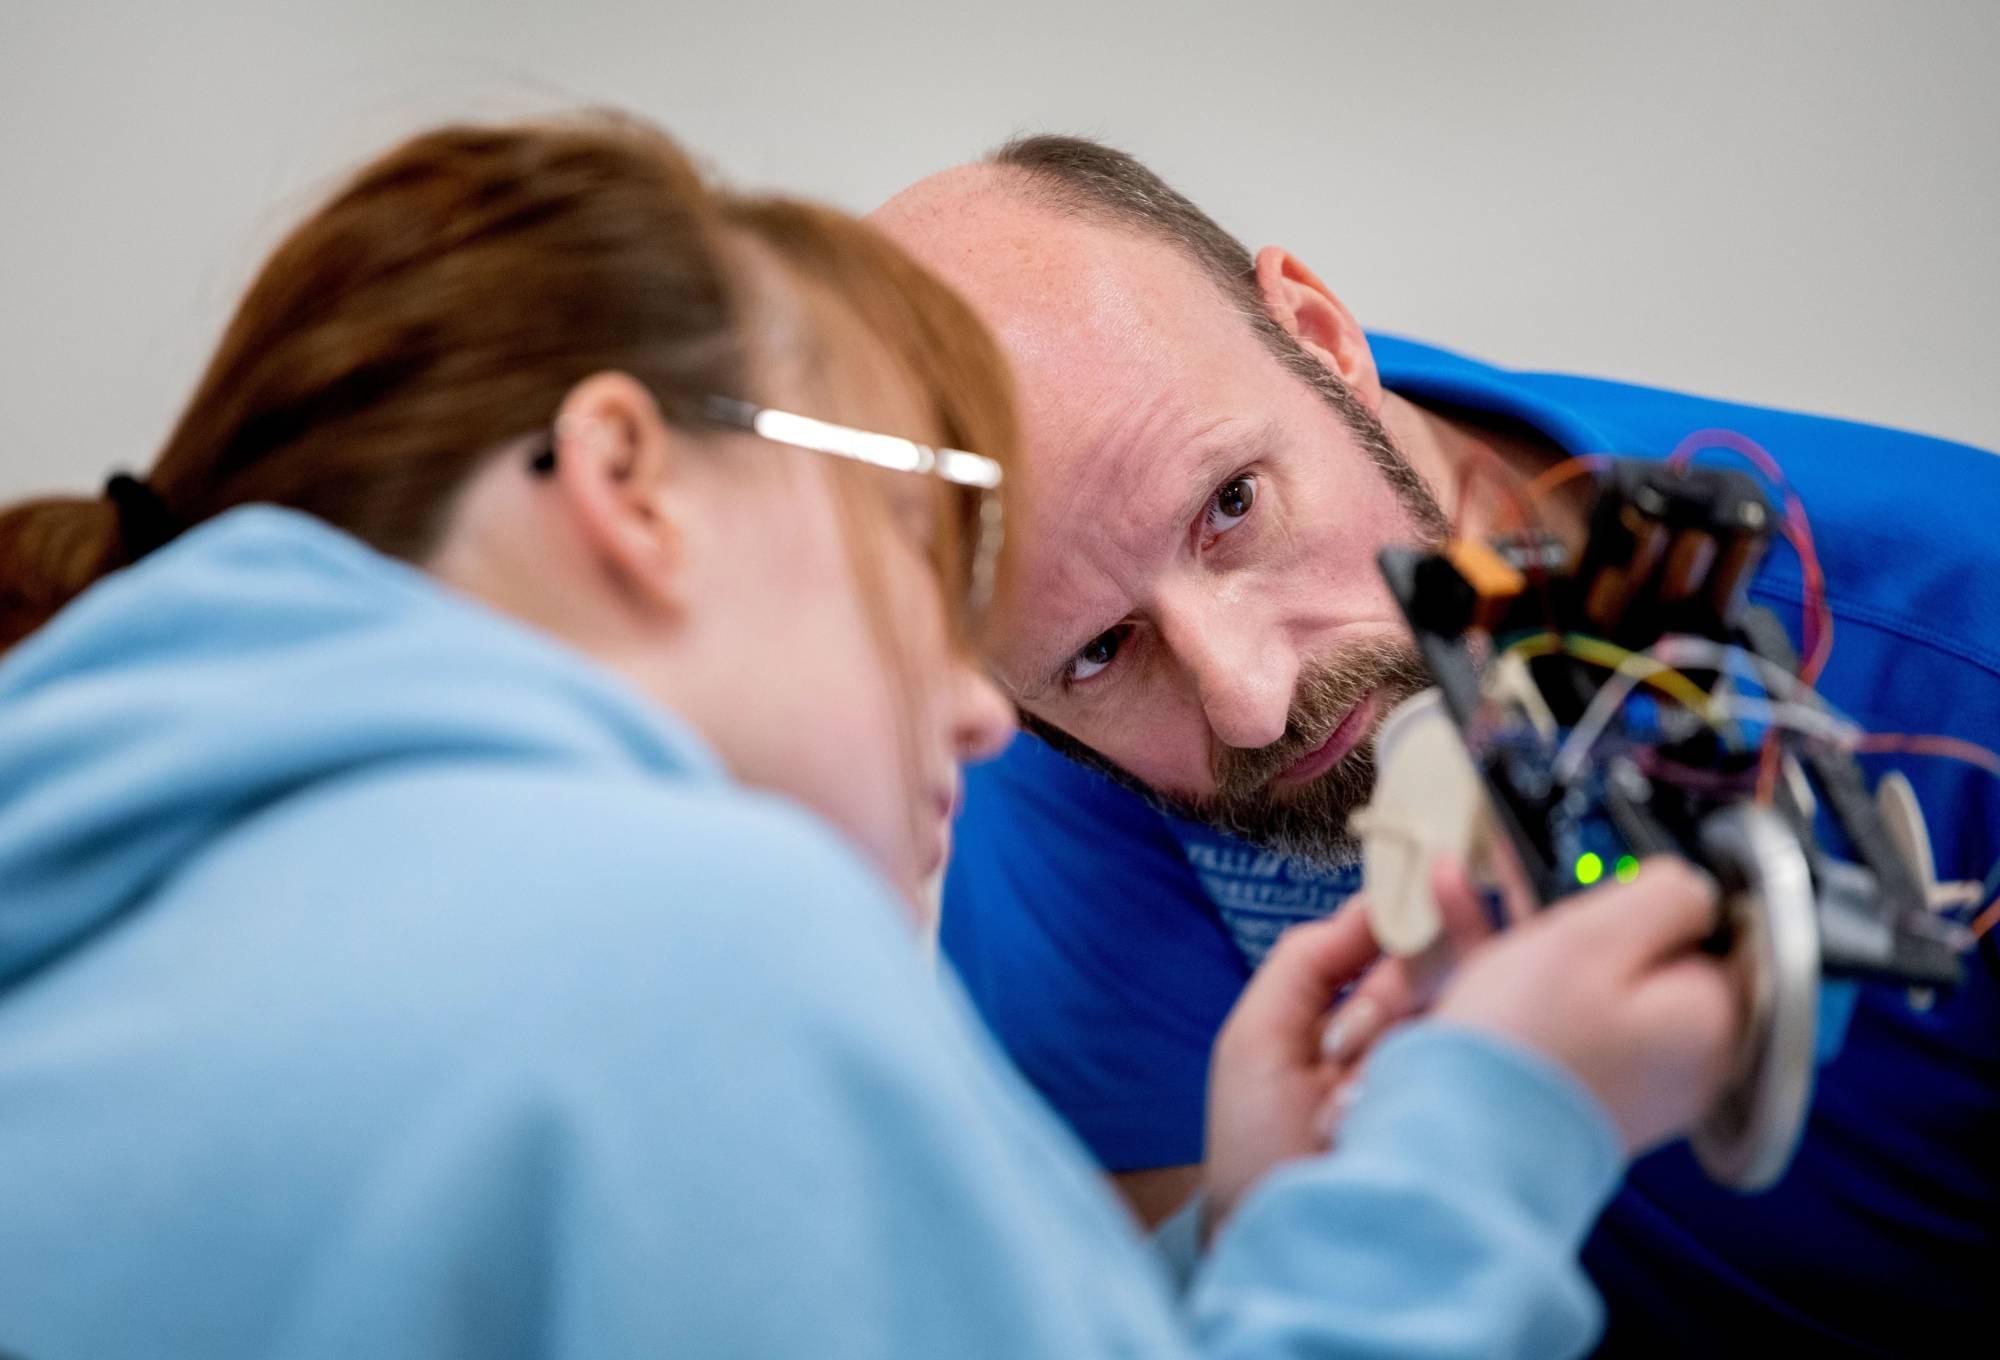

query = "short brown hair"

[{"left": 989, "top": 134, "right": 1267, "bottom": 325}]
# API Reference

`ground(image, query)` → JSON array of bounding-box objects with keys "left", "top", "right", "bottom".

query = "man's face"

[{"left": 875, "top": 185, "right": 1439, "bottom": 859}]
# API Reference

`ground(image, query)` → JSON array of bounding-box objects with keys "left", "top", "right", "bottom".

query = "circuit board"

[{"left": 1376, "top": 454, "right": 1963, "bottom": 988}]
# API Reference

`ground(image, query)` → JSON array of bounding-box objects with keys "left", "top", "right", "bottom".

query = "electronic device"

[{"left": 1354, "top": 452, "right": 1972, "bottom": 1189}]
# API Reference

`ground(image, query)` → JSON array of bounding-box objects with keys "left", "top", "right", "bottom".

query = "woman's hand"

[
  {"left": 1201, "top": 854, "right": 1743, "bottom": 1239},
  {"left": 1431, "top": 856, "right": 1740, "bottom": 1156},
  {"left": 1201, "top": 861, "right": 1493, "bottom": 1238}
]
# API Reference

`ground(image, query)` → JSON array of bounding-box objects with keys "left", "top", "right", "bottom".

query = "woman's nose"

[{"left": 950, "top": 659, "right": 1017, "bottom": 765}]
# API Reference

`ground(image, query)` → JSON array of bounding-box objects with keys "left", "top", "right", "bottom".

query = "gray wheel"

[{"left": 1690, "top": 804, "right": 1820, "bottom": 1191}]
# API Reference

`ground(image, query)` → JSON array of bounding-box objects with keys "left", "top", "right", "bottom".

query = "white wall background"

[{"left": 2, "top": 0, "right": 1994, "bottom": 502}]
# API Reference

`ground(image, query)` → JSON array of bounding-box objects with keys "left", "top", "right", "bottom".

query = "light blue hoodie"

[{"left": 0, "top": 507, "right": 1625, "bottom": 1359}]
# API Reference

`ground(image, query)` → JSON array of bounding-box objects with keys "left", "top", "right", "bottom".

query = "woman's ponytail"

[{"left": 0, "top": 492, "right": 126, "bottom": 651}]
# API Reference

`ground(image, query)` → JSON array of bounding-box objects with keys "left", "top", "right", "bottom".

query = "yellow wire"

[{"left": 1503, "top": 632, "right": 1720, "bottom": 718}]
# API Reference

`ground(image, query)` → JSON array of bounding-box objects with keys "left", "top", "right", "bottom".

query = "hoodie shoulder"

[
  {"left": 146, "top": 764, "right": 916, "bottom": 1064},
  {"left": 191, "top": 761, "right": 909, "bottom": 1004}
]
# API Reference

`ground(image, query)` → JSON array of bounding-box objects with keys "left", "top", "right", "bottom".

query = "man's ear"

[
  {"left": 547, "top": 371, "right": 689, "bottom": 616},
  {"left": 1253, "top": 247, "right": 1383, "bottom": 413}
]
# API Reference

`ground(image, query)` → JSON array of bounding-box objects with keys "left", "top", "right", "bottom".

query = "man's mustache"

[
  {"left": 1211, "top": 640, "right": 1427, "bottom": 797},
  {"left": 1017, "top": 634, "right": 1432, "bottom": 866}
]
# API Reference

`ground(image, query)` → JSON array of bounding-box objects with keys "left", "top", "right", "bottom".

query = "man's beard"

[
  {"left": 1028, "top": 636, "right": 1432, "bottom": 864},
  {"left": 1194, "top": 636, "right": 1433, "bottom": 860},
  {"left": 1025, "top": 352, "right": 1447, "bottom": 865}
]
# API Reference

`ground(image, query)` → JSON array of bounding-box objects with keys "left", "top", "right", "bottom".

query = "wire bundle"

[{"left": 1460, "top": 434, "right": 2000, "bottom": 941}]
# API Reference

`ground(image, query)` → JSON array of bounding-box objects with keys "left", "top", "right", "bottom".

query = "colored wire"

[
  {"left": 1632, "top": 747, "right": 1763, "bottom": 797},
  {"left": 1640, "top": 636, "right": 1831, "bottom": 711},
  {"left": 1505, "top": 632, "right": 1716, "bottom": 713},
  {"left": 1704, "top": 694, "right": 1865, "bottom": 747},
  {"left": 1853, "top": 732, "right": 2000, "bottom": 781},
  {"left": 1666, "top": 429, "right": 1835, "bottom": 684},
  {"left": 1523, "top": 453, "right": 1613, "bottom": 513},
  {"left": 1505, "top": 634, "right": 1728, "bottom": 783},
  {"left": 1540, "top": 634, "right": 1860, "bottom": 784},
  {"left": 1450, "top": 451, "right": 1559, "bottom": 629},
  {"left": 1754, "top": 739, "right": 1783, "bottom": 807},
  {"left": 1507, "top": 624, "right": 2000, "bottom": 944},
  {"left": 1525, "top": 436, "right": 1832, "bottom": 685},
  {"left": 1648, "top": 637, "right": 1839, "bottom": 811}
]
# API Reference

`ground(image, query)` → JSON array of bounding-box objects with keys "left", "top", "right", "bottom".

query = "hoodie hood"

[{"left": 0, "top": 506, "right": 722, "bottom": 990}]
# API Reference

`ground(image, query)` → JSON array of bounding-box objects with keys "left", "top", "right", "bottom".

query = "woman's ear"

[
  {"left": 548, "top": 372, "right": 690, "bottom": 616},
  {"left": 1252, "top": 247, "right": 1384, "bottom": 413}
]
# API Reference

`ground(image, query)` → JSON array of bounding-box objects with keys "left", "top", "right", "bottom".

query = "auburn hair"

[{"left": 0, "top": 113, "right": 1017, "bottom": 659}]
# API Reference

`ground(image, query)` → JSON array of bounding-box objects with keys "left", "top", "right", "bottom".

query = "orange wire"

[
  {"left": 1754, "top": 740, "right": 1782, "bottom": 805},
  {"left": 1447, "top": 448, "right": 1560, "bottom": 631},
  {"left": 1524, "top": 453, "right": 1612, "bottom": 512},
  {"left": 1972, "top": 898, "right": 2000, "bottom": 942}
]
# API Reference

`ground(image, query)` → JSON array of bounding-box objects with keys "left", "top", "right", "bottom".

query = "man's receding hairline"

[
  {"left": 975, "top": 160, "right": 1136, "bottom": 228},
  {"left": 907, "top": 162, "right": 1169, "bottom": 248},
  {"left": 979, "top": 135, "right": 1266, "bottom": 314}
]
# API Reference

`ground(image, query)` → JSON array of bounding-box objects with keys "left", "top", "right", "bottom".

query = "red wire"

[
  {"left": 1754, "top": 740, "right": 1782, "bottom": 806},
  {"left": 1540, "top": 437, "right": 1991, "bottom": 932},
  {"left": 1853, "top": 732, "right": 2000, "bottom": 780}
]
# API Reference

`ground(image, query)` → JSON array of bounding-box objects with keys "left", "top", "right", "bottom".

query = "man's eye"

[
  {"left": 1206, "top": 475, "right": 1256, "bottom": 535},
  {"left": 1066, "top": 628, "right": 1126, "bottom": 684}
]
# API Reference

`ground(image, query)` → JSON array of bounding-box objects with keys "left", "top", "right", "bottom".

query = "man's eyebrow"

[{"left": 1012, "top": 419, "right": 1278, "bottom": 705}]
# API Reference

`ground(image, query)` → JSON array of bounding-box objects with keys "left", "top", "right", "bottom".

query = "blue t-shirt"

[{"left": 942, "top": 335, "right": 2000, "bottom": 1356}]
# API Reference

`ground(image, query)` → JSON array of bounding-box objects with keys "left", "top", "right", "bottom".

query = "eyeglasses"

[{"left": 530, "top": 396, "right": 1005, "bottom": 624}]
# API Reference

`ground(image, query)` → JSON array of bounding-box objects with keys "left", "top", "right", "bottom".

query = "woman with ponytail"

[{"left": 0, "top": 114, "right": 1737, "bottom": 1360}]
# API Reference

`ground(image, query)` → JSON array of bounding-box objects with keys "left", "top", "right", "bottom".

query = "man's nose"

[
  {"left": 949, "top": 658, "right": 1018, "bottom": 765},
  {"left": 1157, "top": 593, "right": 1297, "bottom": 751}
]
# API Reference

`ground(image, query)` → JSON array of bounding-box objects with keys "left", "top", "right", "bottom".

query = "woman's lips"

[{"left": 1274, "top": 691, "right": 1381, "bottom": 788}]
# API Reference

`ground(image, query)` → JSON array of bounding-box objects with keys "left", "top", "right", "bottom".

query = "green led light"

[
  {"left": 1575, "top": 852, "right": 1605, "bottom": 886},
  {"left": 1615, "top": 854, "right": 1641, "bottom": 884}
]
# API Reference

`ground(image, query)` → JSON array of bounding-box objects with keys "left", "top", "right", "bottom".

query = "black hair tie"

[{"left": 102, "top": 472, "right": 179, "bottom": 561}]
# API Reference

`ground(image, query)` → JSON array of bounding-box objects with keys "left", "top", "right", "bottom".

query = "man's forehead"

[
  {"left": 876, "top": 177, "right": 1254, "bottom": 468},
  {"left": 874, "top": 171, "right": 1275, "bottom": 689},
  {"left": 874, "top": 170, "right": 1232, "bottom": 375}
]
